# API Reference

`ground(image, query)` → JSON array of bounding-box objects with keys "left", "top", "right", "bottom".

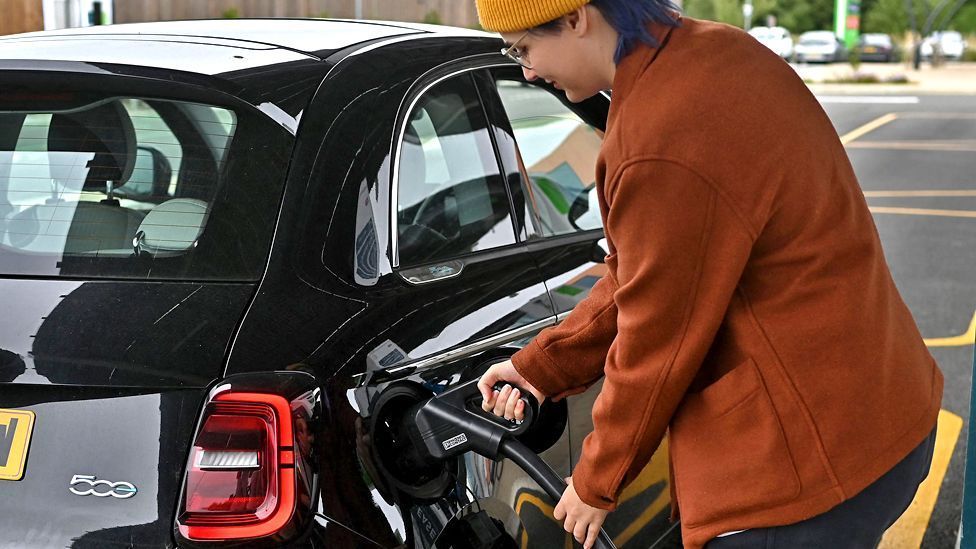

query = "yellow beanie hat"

[{"left": 476, "top": 0, "right": 591, "bottom": 33}]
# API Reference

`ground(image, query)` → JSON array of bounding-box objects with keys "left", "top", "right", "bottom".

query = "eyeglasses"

[{"left": 500, "top": 32, "right": 532, "bottom": 69}]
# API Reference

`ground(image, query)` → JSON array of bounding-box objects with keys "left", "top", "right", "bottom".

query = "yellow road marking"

[
  {"left": 615, "top": 437, "right": 672, "bottom": 547},
  {"left": 841, "top": 113, "right": 899, "bottom": 145},
  {"left": 864, "top": 190, "right": 976, "bottom": 197},
  {"left": 514, "top": 492, "right": 573, "bottom": 549},
  {"left": 848, "top": 141, "right": 976, "bottom": 152},
  {"left": 879, "top": 410, "right": 963, "bottom": 549},
  {"left": 869, "top": 206, "right": 976, "bottom": 219},
  {"left": 924, "top": 310, "right": 976, "bottom": 347}
]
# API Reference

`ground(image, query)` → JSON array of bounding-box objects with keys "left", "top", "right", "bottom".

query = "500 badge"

[{"left": 69, "top": 474, "right": 138, "bottom": 499}]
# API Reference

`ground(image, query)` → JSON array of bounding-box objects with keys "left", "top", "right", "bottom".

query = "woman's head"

[{"left": 478, "top": 0, "right": 680, "bottom": 101}]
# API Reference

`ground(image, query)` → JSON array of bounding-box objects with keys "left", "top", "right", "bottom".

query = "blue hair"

[{"left": 532, "top": 0, "right": 682, "bottom": 63}]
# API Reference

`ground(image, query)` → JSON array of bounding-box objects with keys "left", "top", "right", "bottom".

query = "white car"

[
  {"left": 920, "top": 31, "right": 968, "bottom": 60},
  {"left": 748, "top": 26, "right": 794, "bottom": 60},
  {"left": 794, "top": 30, "right": 848, "bottom": 63}
]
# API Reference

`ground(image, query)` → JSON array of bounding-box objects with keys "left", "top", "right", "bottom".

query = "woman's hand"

[
  {"left": 477, "top": 359, "right": 545, "bottom": 422},
  {"left": 555, "top": 477, "right": 609, "bottom": 549}
]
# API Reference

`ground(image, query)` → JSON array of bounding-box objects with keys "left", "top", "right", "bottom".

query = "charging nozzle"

[
  {"left": 404, "top": 378, "right": 617, "bottom": 549},
  {"left": 407, "top": 379, "right": 538, "bottom": 462}
]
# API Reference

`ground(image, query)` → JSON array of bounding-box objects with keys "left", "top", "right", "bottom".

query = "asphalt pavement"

[{"left": 815, "top": 86, "right": 975, "bottom": 548}]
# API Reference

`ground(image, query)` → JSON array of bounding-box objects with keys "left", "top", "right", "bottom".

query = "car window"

[
  {"left": 494, "top": 79, "right": 604, "bottom": 237},
  {"left": 0, "top": 91, "right": 288, "bottom": 280},
  {"left": 396, "top": 73, "right": 516, "bottom": 266}
]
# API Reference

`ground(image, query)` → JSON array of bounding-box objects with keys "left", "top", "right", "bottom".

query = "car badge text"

[{"left": 69, "top": 474, "right": 138, "bottom": 499}]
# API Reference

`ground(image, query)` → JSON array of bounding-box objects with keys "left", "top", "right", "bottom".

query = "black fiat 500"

[{"left": 0, "top": 19, "right": 678, "bottom": 548}]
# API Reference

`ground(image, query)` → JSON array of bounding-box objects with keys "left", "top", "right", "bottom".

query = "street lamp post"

[{"left": 743, "top": 0, "right": 754, "bottom": 31}]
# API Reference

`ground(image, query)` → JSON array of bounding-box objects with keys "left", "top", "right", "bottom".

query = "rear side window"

[
  {"left": 396, "top": 73, "right": 516, "bottom": 266},
  {"left": 495, "top": 80, "right": 604, "bottom": 237},
  {"left": 0, "top": 91, "right": 285, "bottom": 280}
]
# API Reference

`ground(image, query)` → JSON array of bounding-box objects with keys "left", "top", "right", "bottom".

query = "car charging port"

[{"left": 369, "top": 383, "right": 457, "bottom": 500}]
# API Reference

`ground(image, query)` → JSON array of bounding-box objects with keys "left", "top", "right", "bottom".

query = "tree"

[{"left": 864, "top": 0, "right": 911, "bottom": 34}]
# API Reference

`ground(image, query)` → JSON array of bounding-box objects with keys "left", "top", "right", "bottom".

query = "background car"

[
  {"left": 794, "top": 30, "right": 849, "bottom": 63},
  {"left": 920, "top": 30, "right": 969, "bottom": 60},
  {"left": 0, "top": 18, "right": 680, "bottom": 549},
  {"left": 748, "top": 25, "right": 795, "bottom": 61},
  {"left": 855, "top": 33, "right": 899, "bottom": 62}
]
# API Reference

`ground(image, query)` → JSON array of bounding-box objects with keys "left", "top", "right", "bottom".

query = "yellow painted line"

[
  {"left": 869, "top": 206, "right": 976, "bottom": 219},
  {"left": 879, "top": 410, "right": 963, "bottom": 549},
  {"left": 848, "top": 141, "right": 976, "bottom": 152},
  {"left": 840, "top": 113, "right": 899, "bottom": 145},
  {"left": 615, "top": 437, "right": 672, "bottom": 547},
  {"left": 514, "top": 492, "right": 573, "bottom": 549},
  {"left": 924, "top": 310, "right": 976, "bottom": 347},
  {"left": 864, "top": 190, "right": 976, "bottom": 198}
]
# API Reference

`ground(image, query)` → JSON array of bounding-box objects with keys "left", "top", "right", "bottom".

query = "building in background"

[
  {"left": 1, "top": 0, "right": 111, "bottom": 35},
  {"left": 111, "top": 1, "right": 478, "bottom": 28}
]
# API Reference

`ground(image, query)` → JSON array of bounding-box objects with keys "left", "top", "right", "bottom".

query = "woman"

[{"left": 475, "top": 1, "right": 942, "bottom": 548}]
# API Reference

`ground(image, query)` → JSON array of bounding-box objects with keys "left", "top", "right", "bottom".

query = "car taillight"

[{"left": 178, "top": 392, "right": 296, "bottom": 541}]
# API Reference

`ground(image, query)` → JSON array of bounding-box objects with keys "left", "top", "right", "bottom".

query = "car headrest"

[
  {"left": 399, "top": 123, "right": 426, "bottom": 188},
  {"left": 47, "top": 101, "right": 136, "bottom": 190}
]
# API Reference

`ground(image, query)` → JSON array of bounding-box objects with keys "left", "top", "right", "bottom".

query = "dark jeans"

[{"left": 705, "top": 426, "right": 937, "bottom": 548}]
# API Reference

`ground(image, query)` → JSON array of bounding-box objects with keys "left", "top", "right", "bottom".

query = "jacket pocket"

[{"left": 670, "top": 358, "right": 800, "bottom": 527}]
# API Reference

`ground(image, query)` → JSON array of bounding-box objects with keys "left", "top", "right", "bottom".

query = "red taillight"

[{"left": 178, "top": 392, "right": 296, "bottom": 541}]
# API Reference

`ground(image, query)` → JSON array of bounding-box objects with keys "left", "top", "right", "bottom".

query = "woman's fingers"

[
  {"left": 584, "top": 523, "right": 601, "bottom": 549},
  {"left": 492, "top": 384, "right": 512, "bottom": 416}
]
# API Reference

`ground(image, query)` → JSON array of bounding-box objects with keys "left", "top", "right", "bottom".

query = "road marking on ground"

[
  {"left": 818, "top": 96, "right": 920, "bottom": 104},
  {"left": 879, "top": 410, "right": 963, "bottom": 549},
  {"left": 840, "top": 113, "right": 899, "bottom": 145},
  {"left": 864, "top": 190, "right": 976, "bottom": 197},
  {"left": 848, "top": 140, "right": 976, "bottom": 152},
  {"left": 923, "top": 310, "right": 976, "bottom": 347},
  {"left": 869, "top": 206, "right": 976, "bottom": 219}
]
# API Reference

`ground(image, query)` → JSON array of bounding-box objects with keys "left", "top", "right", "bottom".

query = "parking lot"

[{"left": 815, "top": 89, "right": 975, "bottom": 548}]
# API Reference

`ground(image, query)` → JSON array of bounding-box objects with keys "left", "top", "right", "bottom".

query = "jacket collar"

[{"left": 608, "top": 16, "right": 680, "bottom": 117}]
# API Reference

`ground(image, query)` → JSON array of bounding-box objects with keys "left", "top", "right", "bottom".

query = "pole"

[{"left": 355, "top": 0, "right": 362, "bottom": 19}]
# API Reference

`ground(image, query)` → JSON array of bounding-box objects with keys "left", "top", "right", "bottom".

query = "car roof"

[
  {"left": 0, "top": 19, "right": 499, "bottom": 128},
  {"left": 0, "top": 18, "right": 494, "bottom": 57}
]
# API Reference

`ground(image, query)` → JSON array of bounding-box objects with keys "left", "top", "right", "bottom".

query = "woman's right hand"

[{"left": 477, "top": 359, "right": 546, "bottom": 423}]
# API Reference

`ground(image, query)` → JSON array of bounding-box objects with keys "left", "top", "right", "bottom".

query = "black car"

[
  {"left": 0, "top": 19, "right": 679, "bottom": 548},
  {"left": 854, "top": 33, "right": 899, "bottom": 62}
]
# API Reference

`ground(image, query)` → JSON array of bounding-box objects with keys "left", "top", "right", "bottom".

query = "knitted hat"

[{"left": 476, "top": 0, "right": 591, "bottom": 33}]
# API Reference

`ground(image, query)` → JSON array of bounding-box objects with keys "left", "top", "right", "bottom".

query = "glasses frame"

[{"left": 500, "top": 32, "right": 532, "bottom": 69}]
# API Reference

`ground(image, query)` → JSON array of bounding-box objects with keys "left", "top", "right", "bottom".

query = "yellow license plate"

[{"left": 0, "top": 409, "right": 35, "bottom": 481}]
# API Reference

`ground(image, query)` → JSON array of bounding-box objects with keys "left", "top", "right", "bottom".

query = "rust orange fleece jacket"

[{"left": 510, "top": 16, "right": 943, "bottom": 548}]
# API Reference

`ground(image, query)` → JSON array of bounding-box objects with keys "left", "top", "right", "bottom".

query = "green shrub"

[
  {"left": 422, "top": 9, "right": 442, "bottom": 25},
  {"left": 221, "top": 8, "right": 240, "bottom": 19},
  {"left": 964, "top": 48, "right": 976, "bottom": 62}
]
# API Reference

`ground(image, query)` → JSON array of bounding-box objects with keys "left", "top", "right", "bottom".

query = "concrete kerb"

[{"left": 797, "top": 61, "right": 976, "bottom": 95}]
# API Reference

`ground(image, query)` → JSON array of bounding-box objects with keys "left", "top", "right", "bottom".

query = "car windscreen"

[{"left": 0, "top": 87, "right": 291, "bottom": 281}]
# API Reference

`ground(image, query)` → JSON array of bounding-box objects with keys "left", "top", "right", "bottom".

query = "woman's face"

[{"left": 500, "top": 20, "right": 608, "bottom": 103}]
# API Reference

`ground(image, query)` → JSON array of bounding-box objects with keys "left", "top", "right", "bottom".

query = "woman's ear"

[{"left": 566, "top": 5, "right": 590, "bottom": 36}]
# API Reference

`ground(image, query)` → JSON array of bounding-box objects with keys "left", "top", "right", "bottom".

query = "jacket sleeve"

[
  {"left": 570, "top": 158, "right": 755, "bottom": 510},
  {"left": 510, "top": 269, "right": 619, "bottom": 400}
]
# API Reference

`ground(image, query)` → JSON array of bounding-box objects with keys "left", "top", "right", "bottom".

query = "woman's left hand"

[{"left": 553, "top": 477, "right": 610, "bottom": 549}]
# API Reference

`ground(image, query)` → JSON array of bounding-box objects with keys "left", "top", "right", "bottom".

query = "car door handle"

[{"left": 399, "top": 260, "right": 464, "bottom": 285}]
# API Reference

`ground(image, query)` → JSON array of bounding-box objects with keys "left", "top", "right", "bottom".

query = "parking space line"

[
  {"left": 864, "top": 190, "right": 976, "bottom": 197},
  {"left": 869, "top": 206, "right": 976, "bottom": 219},
  {"left": 848, "top": 141, "right": 976, "bottom": 152},
  {"left": 879, "top": 410, "right": 963, "bottom": 549},
  {"left": 923, "top": 310, "right": 976, "bottom": 348},
  {"left": 840, "top": 113, "right": 899, "bottom": 145}
]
